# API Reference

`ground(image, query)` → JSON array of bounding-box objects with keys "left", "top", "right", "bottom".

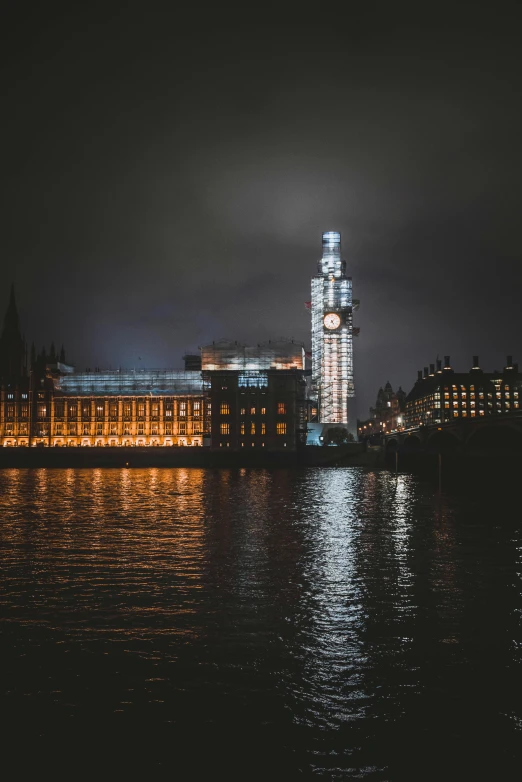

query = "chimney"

[
  {"left": 444, "top": 355, "right": 451, "bottom": 369},
  {"left": 429, "top": 363, "right": 435, "bottom": 375},
  {"left": 417, "top": 370, "right": 422, "bottom": 381},
  {"left": 423, "top": 366, "right": 429, "bottom": 378},
  {"left": 472, "top": 355, "right": 479, "bottom": 369},
  {"left": 436, "top": 359, "right": 442, "bottom": 372}
]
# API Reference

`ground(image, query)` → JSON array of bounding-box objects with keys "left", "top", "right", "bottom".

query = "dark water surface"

[{"left": 0, "top": 467, "right": 520, "bottom": 778}]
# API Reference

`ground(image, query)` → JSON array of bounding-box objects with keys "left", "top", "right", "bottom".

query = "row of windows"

[
  {"left": 220, "top": 402, "right": 287, "bottom": 415},
  {"left": 219, "top": 442, "right": 288, "bottom": 448},
  {"left": 220, "top": 422, "right": 287, "bottom": 435},
  {"left": 21, "top": 402, "right": 205, "bottom": 419},
  {"left": 48, "top": 422, "right": 200, "bottom": 436}
]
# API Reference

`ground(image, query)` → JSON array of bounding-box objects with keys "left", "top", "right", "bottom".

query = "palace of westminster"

[{"left": 1, "top": 231, "right": 520, "bottom": 449}]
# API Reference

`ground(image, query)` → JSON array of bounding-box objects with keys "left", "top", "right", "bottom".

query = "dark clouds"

[{"left": 1, "top": 5, "right": 521, "bottom": 414}]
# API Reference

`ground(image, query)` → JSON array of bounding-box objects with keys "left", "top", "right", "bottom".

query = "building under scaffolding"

[
  {"left": 311, "top": 231, "right": 356, "bottom": 431},
  {"left": 200, "top": 340, "right": 305, "bottom": 371}
]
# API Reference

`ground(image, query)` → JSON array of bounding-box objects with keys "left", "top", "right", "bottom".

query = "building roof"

[{"left": 53, "top": 369, "right": 204, "bottom": 396}]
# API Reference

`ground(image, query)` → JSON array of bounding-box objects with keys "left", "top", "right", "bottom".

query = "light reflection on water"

[{"left": 0, "top": 467, "right": 521, "bottom": 777}]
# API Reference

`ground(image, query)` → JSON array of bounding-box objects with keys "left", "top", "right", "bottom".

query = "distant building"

[
  {"left": 311, "top": 232, "right": 357, "bottom": 434},
  {"left": 404, "top": 356, "right": 521, "bottom": 428},
  {"left": 358, "top": 381, "right": 406, "bottom": 439}
]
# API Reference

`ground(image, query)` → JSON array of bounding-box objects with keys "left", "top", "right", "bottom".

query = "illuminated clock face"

[{"left": 323, "top": 312, "right": 341, "bottom": 330}]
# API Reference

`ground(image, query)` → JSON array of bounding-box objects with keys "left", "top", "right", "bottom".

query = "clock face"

[{"left": 324, "top": 312, "right": 341, "bottom": 330}]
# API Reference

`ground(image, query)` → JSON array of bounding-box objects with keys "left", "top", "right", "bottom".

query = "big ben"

[{"left": 311, "top": 231, "right": 356, "bottom": 431}]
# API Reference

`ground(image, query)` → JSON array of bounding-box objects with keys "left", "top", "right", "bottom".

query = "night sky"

[{"left": 2, "top": 6, "right": 521, "bottom": 416}]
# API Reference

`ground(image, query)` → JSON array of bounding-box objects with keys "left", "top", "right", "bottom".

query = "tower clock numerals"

[{"left": 323, "top": 312, "right": 341, "bottom": 330}]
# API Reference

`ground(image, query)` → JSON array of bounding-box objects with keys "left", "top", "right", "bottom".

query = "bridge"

[{"left": 383, "top": 413, "right": 522, "bottom": 455}]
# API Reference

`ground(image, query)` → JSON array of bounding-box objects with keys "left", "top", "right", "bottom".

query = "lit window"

[
  {"left": 276, "top": 422, "right": 287, "bottom": 435},
  {"left": 250, "top": 422, "right": 256, "bottom": 435},
  {"left": 220, "top": 423, "right": 230, "bottom": 435},
  {"left": 261, "top": 423, "right": 266, "bottom": 435},
  {"left": 138, "top": 402, "right": 146, "bottom": 417},
  {"left": 250, "top": 406, "right": 256, "bottom": 415},
  {"left": 261, "top": 407, "right": 266, "bottom": 415},
  {"left": 96, "top": 404, "right": 104, "bottom": 417},
  {"left": 240, "top": 407, "right": 246, "bottom": 416},
  {"left": 179, "top": 402, "right": 186, "bottom": 417},
  {"left": 193, "top": 402, "right": 200, "bottom": 416},
  {"left": 179, "top": 422, "right": 187, "bottom": 434},
  {"left": 110, "top": 403, "right": 118, "bottom": 417},
  {"left": 277, "top": 402, "right": 286, "bottom": 415},
  {"left": 220, "top": 402, "right": 230, "bottom": 415},
  {"left": 37, "top": 404, "right": 47, "bottom": 418},
  {"left": 240, "top": 423, "right": 245, "bottom": 435},
  {"left": 151, "top": 403, "right": 159, "bottom": 417}
]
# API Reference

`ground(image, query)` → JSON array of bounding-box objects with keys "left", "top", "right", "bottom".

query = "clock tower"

[{"left": 311, "top": 231, "right": 356, "bottom": 432}]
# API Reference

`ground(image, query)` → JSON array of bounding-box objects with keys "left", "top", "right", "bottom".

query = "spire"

[
  {"left": 0, "top": 284, "right": 26, "bottom": 379},
  {"left": 2, "top": 283, "right": 21, "bottom": 336}
]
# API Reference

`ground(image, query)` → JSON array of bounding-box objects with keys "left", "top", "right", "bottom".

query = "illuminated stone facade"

[
  {"left": 0, "top": 297, "right": 311, "bottom": 448},
  {"left": 0, "top": 289, "right": 314, "bottom": 449},
  {"left": 1, "top": 369, "right": 207, "bottom": 448}
]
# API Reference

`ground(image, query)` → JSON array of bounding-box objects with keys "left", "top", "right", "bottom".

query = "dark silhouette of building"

[{"left": 0, "top": 285, "right": 26, "bottom": 380}]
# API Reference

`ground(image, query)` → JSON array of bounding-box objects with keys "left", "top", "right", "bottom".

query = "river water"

[{"left": 0, "top": 467, "right": 520, "bottom": 778}]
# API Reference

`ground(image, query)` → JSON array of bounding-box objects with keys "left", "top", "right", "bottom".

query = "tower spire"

[{"left": 0, "top": 284, "right": 26, "bottom": 379}]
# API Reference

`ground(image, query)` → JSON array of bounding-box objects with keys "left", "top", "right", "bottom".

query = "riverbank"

[{"left": 0, "top": 442, "right": 368, "bottom": 469}]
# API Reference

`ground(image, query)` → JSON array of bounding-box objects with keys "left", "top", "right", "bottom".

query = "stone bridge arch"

[
  {"left": 466, "top": 423, "right": 522, "bottom": 452},
  {"left": 426, "top": 429, "right": 461, "bottom": 452},
  {"left": 402, "top": 433, "right": 422, "bottom": 450}
]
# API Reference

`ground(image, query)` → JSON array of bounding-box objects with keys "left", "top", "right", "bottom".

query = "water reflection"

[{"left": 0, "top": 467, "right": 520, "bottom": 776}]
